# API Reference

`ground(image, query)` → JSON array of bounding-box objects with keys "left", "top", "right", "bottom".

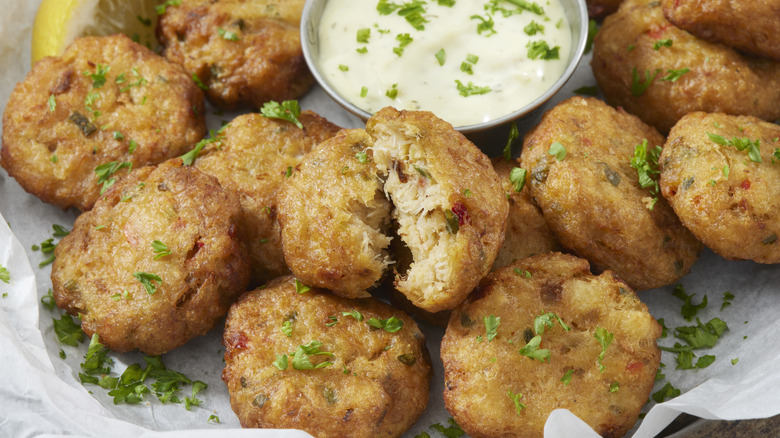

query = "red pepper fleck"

[
  {"left": 228, "top": 223, "right": 237, "bottom": 238},
  {"left": 228, "top": 332, "right": 249, "bottom": 350},
  {"left": 647, "top": 24, "right": 670, "bottom": 39},
  {"left": 451, "top": 202, "right": 470, "bottom": 226},
  {"left": 196, "top": 241, "right": 205, "bottom": 249},
  {"left": 626, "top": 361, "right": 644, "bottom": 372},
  {"left": 741, "top": 179, "right": 751, "bottom": 190}
]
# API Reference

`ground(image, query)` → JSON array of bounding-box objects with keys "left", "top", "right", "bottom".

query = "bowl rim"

[{"left": 301, "top": 0, "right": 589, "bottom": 134}]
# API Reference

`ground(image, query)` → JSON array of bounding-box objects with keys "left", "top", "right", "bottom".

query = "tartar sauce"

[{"left": 317, "top": 0, "right": 572, "bottom": 128}]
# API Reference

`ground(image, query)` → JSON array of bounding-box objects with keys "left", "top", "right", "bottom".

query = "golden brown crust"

[
  {"left": 367, "top": 107, "right": 508, "bottom": 312},
  {"left": 278, "top": 129, "right": 392, "bottom": 298},
  {"left": 442, "top": 253, "right": 661, "bottom": 438},
  {"left": 491, "top": 158, "right": 560, "bottom": 271},
  {"left": 660, "top": 112, "right": 780, "bottom": 262},
  {"left": 51, "top": 159, "right": 250, "bottom": 355},
  {"left": 157, "top": 0, "right": 313, "bottom": 109},
  {"left": 591, "top": 0, "right": 780, "bottom": 133},
  {"left": 222, "top": 276, "right": 431, "bottom": 437},
  {"left": 194, "top": 111, "right": 341, "bottom": 285},
  {"left": 662, "top": 0, "right": 780, "bottom": 61},
  {"left": 519, "top": 97, "right": 701, "bottom": 291},
  {"left": 1, "top": 35, "right": 206, "bottom": 211}
]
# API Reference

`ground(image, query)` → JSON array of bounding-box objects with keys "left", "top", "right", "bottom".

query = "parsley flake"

[
  {"left": 503, "top": 123, "right": 519, "bottom": 161},
  {"left": 95, "top": 161, "right": 133, "bottom": 195},
  {"left": 631, "top": 139, "right": 663, "bottom": 210},
  {"left": 484, "top": 315, "right": 500, "bottom": 342},
  {"left": 218, "top": 27, "right": 239, "bottom": 41},
  {"left": 653, "top": 39, "right": 673, "bottom": 50},
  {"left": 594, "top": 326, "right": 614, "bottom": 372},
  {"left": 706, "top": 132, "right": 762, "bottom": 163},
  {"left": 151, "top": 240, "right": 171, "bottom": 260},
  {"left": 561, "top": 369, "right": 574, "bottom": 385},
  {"left": 435, "top": 48, "right": 446, "bottom": 66},
  {"left": 48, "top": 94, "right": 56, "bottom": 112},
  {"left": 455, "top": 80, "right": 491, "bottom": 96},
  {"left": 367, "top": 316, "right": 404, "bottom": 333},
  {"left": 133, "top": 271, "right": 162, "bottom": 294},
  {"left": 294, "top": 278, "right": 311, "bottom": 294},
  {"left": 519, "top": 335, "right": 550, "bottom": 362},
  {"left": 156, "top": 0, "right": 182, "bottom": 15},
  {"left": 526, "top": 40, "right": 560, "bottom": 60},
  {"left": 548, "top": 142, "right": 566, "bottom": 161},
  {"left": 507, "top": 390, "right": 526, "bottom": 415},
  {"left": 260, "top": 100, "right": 303, "bottom": 129},
  {"left": 631, "top": 68, "right": 660, "bottom": 97},
  {"left": 84, "top": 64, "right": 110, "bottom": 89},
  {"left": 0, "top": 265, "right": 9, "bottom": 283},
  {"left": 53, "top": 314, "right": 85, "bottom": 346},
  {"left": 509, "top": 167, "right": 527, "bottom": 192}
]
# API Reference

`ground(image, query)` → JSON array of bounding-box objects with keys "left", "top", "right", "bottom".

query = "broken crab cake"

[
  {"left": 520, "top": 97, "right": 701, "bottom": 291},
  {"left": 1, "top": 34, "right": 206, "bottom": 211},
  {"left": 193, "top": 111, "right": 341, "bottom": 284},
  {"left": 442, "top": 253, "right": 661, "bottom": 438},
  {"left": 222, "top": 276, "right": 431, "bottom": 437},
  {"left": 659, "top": 112, "right": 780, "bottom": 263},
  {"left": 367, "top": 107, "right": 508, "bottom": 312},
  {"left": 277, "top": 129, "right": 393, "bottom": 298},
  {"left": 51, "top": 159, "right": 250, "bottom": 355},
  {"left": 157, "top": 0, "right": 313, "bottom": 109}
]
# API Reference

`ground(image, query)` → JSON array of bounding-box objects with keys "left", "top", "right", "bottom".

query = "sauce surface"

[{"left": 318, "top": 0, "right": 572, "bottom": 128}]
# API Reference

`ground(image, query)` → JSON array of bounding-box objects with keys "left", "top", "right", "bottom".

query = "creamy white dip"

[{"left": 317, "top": 0, "right": 572, "bottom": 128}]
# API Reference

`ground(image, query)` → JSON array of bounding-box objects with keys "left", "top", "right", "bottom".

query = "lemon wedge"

[{"left": 31, "top": 0, "right": 160, "bottom": 65}]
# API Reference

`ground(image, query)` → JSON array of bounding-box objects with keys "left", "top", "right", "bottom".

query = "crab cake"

[
  {"left": 222, "top": 276, "right": 431, "bottom": 437},
  {"left": 1, "top": 34, "right": 206, "bottom": 211},
  {"left": 193, "top": 111, "right": 341, "bottom": 285},
  {"left": 520, "top": 97, "right": 701, "bottom": 291},
  {"left": 157, "top": 0, "right": 313, "bottom": 109},
  {"left": 591, "top": 0, "right": 780, "bottom": 134},
  {"left": 367, "top": 108, "right": 508, "bottom": 312},
  {"left": 586, "top": 0, "right": 623, "bottom": 18},
  {"left": 51, "top": 159, "right": 250, "bottom": 355},
  {"left": 278, "top": 129, "right": 393, "bottom": 298},
  {"left": 442, "top": 253, "right": 661, "bottom": 438},
  {"left": 660, "top": 112, "right": 780, "bottom": 263},
  {"left": 662, "top": 0, "right": 780, "bottom": 61},
  {"left": 491, "top": 158, "right": 560, "bottom": 271}
]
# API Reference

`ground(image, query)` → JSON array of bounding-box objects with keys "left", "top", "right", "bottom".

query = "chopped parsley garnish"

[
  {"left": 95, "top": 161, "right": 133, "bottom": 195},
  {"left": 660, "top": 68, "right": 690, "bottom": 82},
  {"left": 273, "top": 354, "right": 289, "bottom": 370},
  {"left": 524, "top": 21, "right": 544, "bottom": 36},
  {"left": 653, "top": 39, "right": 673, "bottom": 50},
  {"left": 285, "top": 166, "right": 293, "bottom": 177},
  {"left": 48, "top": 94, "right": 56, "bottom": 112},
  {"left": 585, "top": 19, "right": 598, "bottom": 54},
  {"left": 652, "top": 381, "right": 681, "bottom": 403},
  {"left": 156, "top": 0, "right": 182, "bottom": 15},
  {"left": 393, "top": 33, "right": 413, "bottom": 56},
  {"left": 208, "top": 414, "right": 220, "bottom": 424},
  {"left": 342, "top": 310, "right": 364, "bottom": 321},
  {"left": 386, "top": 83, "right": 399, "bottom": 99},
  {"left": 470, "top": 14, "right": 496, "bottom": 36},
  {"left": 435, "top": 48, "right": 447, "bottom": 66},
  {"left": 630, "top": 139, "right": 663, "bottom": 209},
  {"left": 428, "top": 418, "right": 465, "bottom": 437},
  {"left": 594, "top": 326, "right": 614, "bottom": 372},
  {"left": 281, "top": 319, "right": 294, "bottom": 337},
  {"left": 510, "top": 167, "right": 527, "bottom": 192},
  {"left": 356, "top": 28, "right": 371, "bottom": 43},
  {"left": 133, "top": 271, "right": 162, "bottom": 294},
  {"left": 84, "top": 64, "right": 110, "bottom": 89},
  {"left": 367, "top": 316, "right": 404, "bottom": 333},
  {"left": 526, "top": 40, "right": 560, "bottom": 60},
  {"left": 484, "top": 315, "right": 500, "bottom": 342},
  {"left": 573, "top": 85, "right": 598, "bottom": 96},
  {"left": 721, "top": 291, "right": 734, "bottom": 311},
  {"left": 534, "top": 312, "right": 570, "bottom": 335},
  {"left": 294, "top": 278, "right": 311, "bottom": 294},
  {"left": 672, "top": 284, "right": 707, "bottom": 321},
  {"left": 507, "top": 390, "right": 526, "bottom": 415},
  {"left": 338, "top": 64, "right": 349, "bottom": 71},
  {"left": 455, "top": 80, "right": 491, "bottom": 96},
  {"left": 503, "top": 122, "right": 520, "bottom": 161},
  {"left": 137, "top": 15, "right": 152, "bottom": 26},
  {"left": 53, "top": 313, "right": 85, "bottom": 346},
  {"left": 192, "top": 73, "right": 208, "bottom": 90},
  {"left": 631, "top": 68, "right": 660, "bottom": 97},
  {"left": 151, "top": 240, "right": 171, "bottom": 260},
  {"left": 609, "top": 382, "right": 620, "bottom": 393},
  {"left": 460, "top": 62, "right": 474, "bottom": 75},
  {"left": 548, "top": 142, "right": 566, "bottom": 161},
  {"left": 356, "top": 150, "right": 369, "bottom": 163},
  {"left": 113, "top": 131, "right": 124, "bottom": 141},
  {"left": 514, "top": 268, "right": 531, "bottom": 278},
  {"left": 561, "top": 369, "right": 574, "bottom": 385},
  {"left": 217, "top": 27, "right": 239, "bottom": 41},
  {"left": 291, "top": 340, "right": 334, "bottom": 370},
  {"left": 360, "top": 86, "right": 368, "bottom": 97},
  {"left": 444, "top": 209, "right": 459, "bottom": 234},
  {"left": 706, "top": 132, "right": 762, "bottom": 163},
  {"left": 128, "top": 139, "right": 138, "bottom": 154},
  {"left": 0, "top": 265, "right": 9, "bottom": 284},
  {"left": 732, "top": 358, "right": 739, "bottom": 365},
  {"left": 180, "top": 126, "right": 228, "bottom": 165},
  {"left": 519, "top": 335, "right": 550, "bottom": 362},
  {"left": 326, "top": 316, "right": 338, "bottom": 327},
  {"left": 356, "top": 47, "right": 368, "bottom": 54},
  {"left": 41, "top": 288, "right": 56, "bottom": 311},
  {"left": 260, "top": 100, "right": 303, "bottom": 129},
  {"left": 119, "top": 68, "right": 148, "bottom": 92}
]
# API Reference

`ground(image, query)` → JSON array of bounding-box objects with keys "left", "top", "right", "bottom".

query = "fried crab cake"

[
  {"left": 367, "top": 108, "right": 508, "bottom": 312},
  {"left": 520, "top": 97, "right": 701, "bottom": 291},
  {"left": 659, "top": 112, "right": 780, "bottom": 263},
  {"left": 662, "top": 0, "right": 780, "bottom": 61},
  {"left": 193, "top": 111, "right": 341, "bottom": 284},
  {"left": 441, "top": 253, "right": 661, "bottom": 438},
  {"left": 586, "top": 0, "right": 624, "bottom": 18},
  {"left": 51, "top": 159, "right": 250, "bottom": 355},
  {"left": 491, "top": 158, "right": 560, "bottom": 271},
  {"left": 591, "top": 0, "right": 780, "bottom": 134},
  {"left": 222, "top": 276, "right": 431, "bottom": 437},
  {"left": 278, "top": 129, "right": 394, "bottom": 298},
  {"left": 157, "top": 0, "right": 313, "bottom": 109},
  {"left": 1, "top": 34, "right": 206, "bottom": 211}
]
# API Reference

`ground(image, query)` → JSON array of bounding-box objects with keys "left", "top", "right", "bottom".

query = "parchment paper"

[{"left": 2, "top": 1, "right": 779, "bottom": 437}]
